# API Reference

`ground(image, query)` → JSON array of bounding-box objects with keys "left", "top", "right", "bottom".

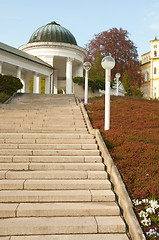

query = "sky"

[{"left": 1, "top": 0, "right": 159, "bottom": 59}]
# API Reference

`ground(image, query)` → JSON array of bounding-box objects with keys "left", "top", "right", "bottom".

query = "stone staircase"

[{"left": 0, "top": 94, "right": 129, "bottom": 240}]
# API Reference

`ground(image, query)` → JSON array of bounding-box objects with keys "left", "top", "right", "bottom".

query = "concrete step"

[
  {"left": 0, "top": 179, "right": 111, "bottom": 190},
  {"left": 0, "top": 116, "right": 85, "bottom": 121},
  {"left": 0, "top": 143, "right": 97, "bottom": 150},
  {"left": 0, "top": 130, "right": 88, "bottom": 134},
  {"left": 6, "top": 234, "right": 129, "bottom": 240},
  {"left": 0, "top": 128, "right": 88, "bottom": 132},
  {"left": 0, "top": 94, "right": 128, "bottom": 239},
  {"left": 0, "top": 180, "right": 24, "bottom": 190},
  {"left": 0, "top": 149, "right": 100, "bottom": 156},
  {"left": 0, "top": 171, "right": 6, "bottom": 179},
  {"left": 0, "top": 216, "right": 126, "bottom": 236},
  {"left": 5, "top": 170, "right": 107, "bottom": 179},
  {"left": 0, "top": 125, "right": 87, "bottom": 131},
  {"left": 0, "top": 163, "right": 29, "bottom": 170},
  {"left": 29, "top": 163, "right": 104, "bottom": 171},
  {"left": 23, "top": 179, "right": 111, "bottom": 190},
  {"left": 0, "top": 190, "right": 115, "bottom": 203},
  {"left": 0, "top": 163, "right": 104, "bottom": 171},
  {"left": 0, "top": 121, "right": 86, "bottom": 126},
  {"left": 0, "top": 133, "right": 94, "bottom": 139},
  {"left": 0, "top": 202, "right": 120, "bottom": 218},
  {"left": 3, "top": 138, "right": 96, "bottom": 144},
  {"left": 0, "top": 156, "right": 102, "bottom": 163}
]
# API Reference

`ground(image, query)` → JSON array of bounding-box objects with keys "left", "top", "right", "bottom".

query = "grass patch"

[{"left": 86, "top": 95, "right": 159, "bottom": 239}]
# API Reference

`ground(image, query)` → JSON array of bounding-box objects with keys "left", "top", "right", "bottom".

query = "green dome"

[{"left": 28, "top": 21, "right": 77, "bottom": 45}]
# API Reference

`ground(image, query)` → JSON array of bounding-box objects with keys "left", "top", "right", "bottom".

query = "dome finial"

[{"left": 47, "top": 21, "right": 60, "bottom": 26}]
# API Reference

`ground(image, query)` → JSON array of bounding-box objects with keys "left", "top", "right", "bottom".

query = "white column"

[
  {"left": 84, "top": 69, "right": 89, "bottom": 104},
  {"left": 25, "top": 79, "right": 29, "bottom": 93},
  {"left": 0, "top": 62, "right": 2, "bottom": 74},
  {"left": 54, "top": 70, "right": 58, "bottom": 94},
  {"left": 105, "top": 69, "right": 111, "bottom": 130},
  {"left": 33, "top": 72, "right": 39, "bottom": 94},
  {"left": 39, "top": 77, "right": 41, "bottom": 94},
  {"left": 66, "top": 58, "right": 73, "bottom": 94},
  {"left": 24, "top": 74, "right": 30, "bottom": 93},
  {"left": 45, "top": 76, "right": 50, "bottom": 94},
  {"left": 50, "top": 74, "right": 54, "bottom": 94},
  {"left": 51, "top": 57, "right": 54, "bottom": 94},
  {"left": 17, "top": 67, "right": 22, "bottom": 93},
  {"left": 17, "top": 67, "right": 21, "bottom": 79},
  {"left": 116, "top": 79, "right": 119, "bottom": 96},
  {"left": 78, "top": 63, "right": 84, "bottom": 77}
]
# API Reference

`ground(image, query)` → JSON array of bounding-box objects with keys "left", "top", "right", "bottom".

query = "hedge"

[{"left": 0, "top": 74, "right": 23, "bottom": 95}]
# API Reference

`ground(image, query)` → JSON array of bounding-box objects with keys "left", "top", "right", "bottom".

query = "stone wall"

[{"left": 73, "top": 83, "right": 100, "bottom": 99}]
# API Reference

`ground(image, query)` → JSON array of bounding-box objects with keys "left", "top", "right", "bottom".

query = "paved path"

[{"left": 0, "top": 94, "right": 129, "bottom": 239}]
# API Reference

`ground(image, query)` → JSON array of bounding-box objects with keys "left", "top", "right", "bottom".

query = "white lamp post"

[
  {"left": 115, "top": 73, "right": 121, "bottom": 96},
  {"left": 101, "top": 56, "right": 115, "bottom": 130},
  {"left": 83, "top": 62, "right": 91, "bottom": 104}
]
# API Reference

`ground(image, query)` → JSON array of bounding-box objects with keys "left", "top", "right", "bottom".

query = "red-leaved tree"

[{"left": 85, "top": 28, "right": 142, "bottom": 88}]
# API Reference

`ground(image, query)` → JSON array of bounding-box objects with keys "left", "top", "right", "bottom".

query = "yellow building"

[{"left": 141, "top": 36, "right": 159, "bottom": 99}]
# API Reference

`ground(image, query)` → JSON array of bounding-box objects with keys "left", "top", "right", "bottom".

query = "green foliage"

[
  {"left": 132, "top": 87, "right": 143, "bottom": 98},
  {"left": 73, "top": 76, "right": 105, "bottom": 92},
  {"left": 0, "top": 74, "right": 23, "bottom": 95},
  {"left": 151, "top": 215, "right": 159, "bottom": 224},
  {"left": 122, "top": 70, "right": 132, "bottom": 96},
  {"left": 0, "top": 92, "right": 10, "bottom": 103},
  {"left": 73, "top": 76, "right": 115, "bottom": 92},
  {"left": 89, "top": 50, "right": 104, "bottom": 78},
  {"left": 122, "top": 71, "right": 143, "bottom": 97},
  {"left": 89, "top": 76, "right": 105, "bottom": 92},
  {"left": 58, "top": 89, "right": 63, "bottom": 94},
  {"left": 73, "top": 77, "right": 85, "bottom": 88}
]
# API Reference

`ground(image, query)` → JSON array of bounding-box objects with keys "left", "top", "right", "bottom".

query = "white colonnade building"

[
  {"left": 0, "top": 42, "right": 53, "bottom": 94},
  {"left": 0, "top": 21, "right": 87, "bottom": 94},
  {"left": 19, "top": 21, "right": 87, "bottom": 94}
]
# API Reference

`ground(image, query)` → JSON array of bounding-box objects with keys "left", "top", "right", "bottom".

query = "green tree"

[
  {"left": 122, "top": 70, "right": 132, "bottom": 96},
  {"left": 89, "top": 50, "right": 104, "bottom": 78}
]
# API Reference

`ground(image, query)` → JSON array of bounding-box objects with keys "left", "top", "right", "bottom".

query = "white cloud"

[{"left": 150, "top": 24, "right": 159, "bottom": 30}]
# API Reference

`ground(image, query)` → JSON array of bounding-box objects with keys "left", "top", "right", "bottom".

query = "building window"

[
  {"left": 154, "top": 51, "right": 157, "bottom": 57},
  {"left": 154, "top": 45, "right": 157, "bottom": 48},
  {"left": 146, "top": 72, "right": 149, "bottom": 81},
  {"left": 154, "top": 67, "right": 157, "bottom": 74},
  {"left": 144, "top": 74, "right": 146, "bottom": 82}
]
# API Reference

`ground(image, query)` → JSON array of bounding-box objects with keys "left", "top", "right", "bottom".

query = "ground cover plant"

[
  {"left": 86, "top": 95, "right": 159, "bottom": 238},
  {"left": 0, "top": 92, "right": 10, "bottom": 103},
  {"left": 0, "top": 74, "right": 23, "bottom": 103}
]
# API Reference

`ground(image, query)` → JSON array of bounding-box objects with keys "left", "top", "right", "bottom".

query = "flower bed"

[
  {"left": 86, "top": 95, "right": 159, "bottom": 238},
  {"left": 133, "top": 199, "right": 159, "bottom": 238}
]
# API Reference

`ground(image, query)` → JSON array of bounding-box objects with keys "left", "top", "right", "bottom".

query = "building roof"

[
  {"left": 150, "top": 36, "right": 159, "bottom": 42},
  {"left": 28, "top": 21, "right": 77, "bottom": 46},
  {"left": 141, "top": 51, "right": 150, "bottom": 57},
  {"left": 0, "top": 42, "right": 53, "bottom": 69}
]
